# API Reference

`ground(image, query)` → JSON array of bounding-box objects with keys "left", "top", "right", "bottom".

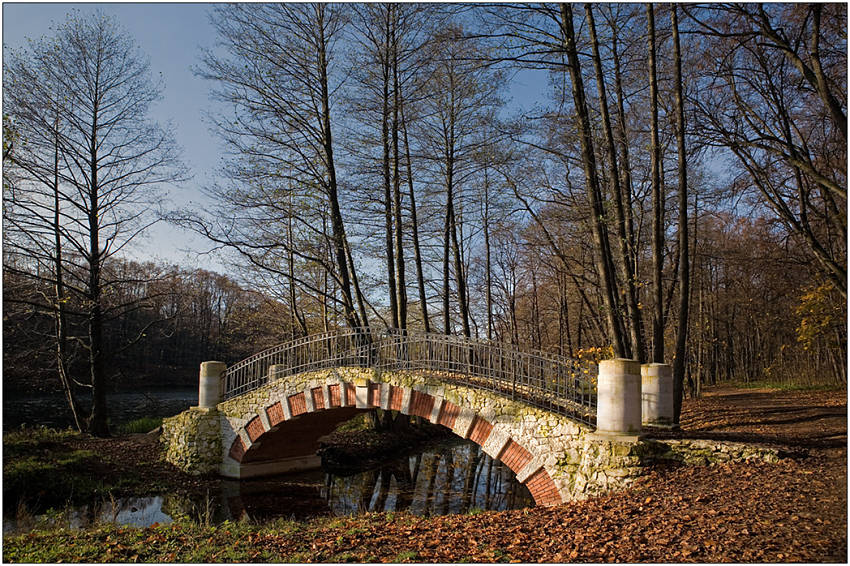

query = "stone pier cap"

[
  {"left": 595, "top": 358, "right": 642, "bottom": 437},
  {"left": 199, "top": 361, "right": 227, "bottom": 409}
]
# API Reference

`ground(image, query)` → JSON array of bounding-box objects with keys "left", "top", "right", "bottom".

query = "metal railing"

[{"left": 222, "top": 327, "right": 597, "bottom": 425}]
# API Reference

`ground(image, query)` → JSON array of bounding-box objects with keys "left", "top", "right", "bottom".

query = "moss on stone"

[{"left": 161, "top": 408, "right": 222, "bottom": 475}]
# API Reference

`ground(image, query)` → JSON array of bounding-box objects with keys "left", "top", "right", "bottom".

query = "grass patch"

[
  {"left": 3, "top": 427, "right": 105, "bottom": 511},
  {"left": 393, "top": 550, "right": 418, "bottom": 562},
  {"left": 2, "top": 426, "right": 150, "bottom": 513},
  {"left": 116, "top": 417, "right": 162, "bottom": 435},
  {"left": 2, "top": 522, "right": 277, "bottom": 563},
  {"left": 3, "top": 426, "right": 81, "bottom": 457},
  {"left": 730, "top": 380, "right": 844, "bottom": 392},
  {"left": 334, "top": 413, "right": 373, "bottom": 433}
]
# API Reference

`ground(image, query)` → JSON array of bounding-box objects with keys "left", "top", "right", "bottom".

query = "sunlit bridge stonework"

[{"left": 164, "top": 328, "right": 677, "bottom": 506}]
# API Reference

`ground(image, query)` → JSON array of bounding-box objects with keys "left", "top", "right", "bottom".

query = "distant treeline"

[{"left": 3, "top": 260, "right": 292, "bottom": 394}]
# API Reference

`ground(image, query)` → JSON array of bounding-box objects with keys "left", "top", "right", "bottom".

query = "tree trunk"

[
  {"left": 449, "top": 197, "right": 471, "bottom": 337},
  {"left": 344, "top": 236, "right": 369, "bottom": 329},
  {"left": 400, "top": 99, "right": 430, "bottom": 333},
  {"left": 382, "top": 21, "right": 399, "bottom": 329},
  {"left": 611, "top": 21, "right": 642, "bottom": 324},
  {"left": 319, "top": 12, "right": 360, "bottom": 330},
  {"left": 443, "top": 190, "right": 452, "bottom": 334},
  {"left": 483, "top": 168, "right": 494, "bottom": 341},
  {"left": 289, "top": 189, "right": 308, "bottom": 337},
  {"left": 391, "top": 16, "right": 407, "bottom": 330},
  {"left": 87, "top": 104, "right": 109, "bottom": 437},
  {"left": 671, "top": 5, "right": 690, "bottom": 423},
  {"left": 586, "top": 5, "right": 642, "bottom": 361},
  {"left": 559, "top": 3, "right": 626, "bottom": 357},
  {"left": 647, "top": 3, "right": 665, "bottom": 363},
  {"left": 52, "top": 119, "right": 84, "bottom": 433}
]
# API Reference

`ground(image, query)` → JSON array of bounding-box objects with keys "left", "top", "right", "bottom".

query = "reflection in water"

[
  {"left": 324, "top": 441, "right": 533, "bottom": 517},
  {"left": 4, "top": 497, "right": 172, "bottom": 534},
  {"left": 4, "top": 439, "right": 533, "bottom": 534}
]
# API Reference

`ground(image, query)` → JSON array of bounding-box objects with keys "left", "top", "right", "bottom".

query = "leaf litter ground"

[{"left": 3, "top": 386, "right": 846, "bottom": 562}]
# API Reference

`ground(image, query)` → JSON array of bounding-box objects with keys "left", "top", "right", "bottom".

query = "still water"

[
  {"left": 4, "top": 440, "right": 533, "bottom": 534},
  {"left": 3, "top": 389, "right": 198, "bottom": 431}
]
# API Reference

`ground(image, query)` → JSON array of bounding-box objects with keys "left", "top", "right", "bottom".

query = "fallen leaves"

[{"left": 3, "top": 387, "right": 847, "bottom": 563}]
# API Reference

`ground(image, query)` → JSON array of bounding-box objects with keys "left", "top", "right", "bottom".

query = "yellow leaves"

[
  {"left": 575, "top": 345, "right": 613, "bottom": 364},
  {"left": 795, "top": 280, "right": 842, "bottom": 350}
]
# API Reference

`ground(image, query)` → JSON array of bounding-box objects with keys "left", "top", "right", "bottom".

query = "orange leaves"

[{"left": 3, "top": 388, "right": 846, "bottom": 563}]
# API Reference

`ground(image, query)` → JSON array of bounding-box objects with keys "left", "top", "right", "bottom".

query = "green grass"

[
  {"left": 2, "top": 426, "right": 151, "bottom": 514},
  {"left": 393, "top": 550, "right": 419, "bottom": 562},
  {"left": 3, "top": 427, "right": 105, "bottom": 511},
  {"left": 2, "top": 521, "right": 276, "bottom": 563},
  {"left": 3, "top": 426, "right": 81, "bottom": 454},
  {"left": 5, "top": 518, "right": 395, "bottom": 563},
  {"left": 730, "top": 379, "right": 844, "bottom": 392},
  {"left": 116, "top": 417, "right": 163, "bottom": 435}
]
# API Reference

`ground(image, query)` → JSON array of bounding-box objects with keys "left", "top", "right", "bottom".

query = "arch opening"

[{"left": 225, "top": 380, "right": 562, "bottom": 506}]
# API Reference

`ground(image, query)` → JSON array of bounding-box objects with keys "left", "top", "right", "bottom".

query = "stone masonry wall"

[{"left": 161, "top": 407, "right": 222, "bottom": 475}]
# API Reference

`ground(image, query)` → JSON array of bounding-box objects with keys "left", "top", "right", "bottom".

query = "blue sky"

[
  {"left": 3, "top": 3, "right": 550, "bottom": 275},
  {"left": 3, "top": 2, "right": 227, "bottom": 270}
]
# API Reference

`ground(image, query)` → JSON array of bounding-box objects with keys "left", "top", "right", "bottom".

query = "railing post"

[
  {"left": 595, "top": 358, "right": 642, "bottom": 436},
  {"left": 641, "top": 363, "right": 675, "bottom": 427},
  {"left": 199, "top": 361, "right": 227, "bottom": 408},
  {"left": 268, "top": 364, "right": 284, "bottom": 382},
  {"left": 511, "top": 352, "right": 517, "bottom": 400}
]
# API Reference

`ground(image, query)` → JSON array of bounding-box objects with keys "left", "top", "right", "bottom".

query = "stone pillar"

[
  {"left": 595, "top": 358, "right": 642, "bottom": 436},
  {"left": 641, "top": 363, "right": 674, "bottom": 426},
  {"left": 199, "top": 361, "right": 226, "bottom": 409},
  {"left": 354, "top": 377, "right": 370, "bottom": 409}
]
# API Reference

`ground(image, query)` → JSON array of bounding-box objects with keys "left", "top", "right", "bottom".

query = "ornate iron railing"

[{"left": 222, "top": 327, "right": 597, "bottom": 425}]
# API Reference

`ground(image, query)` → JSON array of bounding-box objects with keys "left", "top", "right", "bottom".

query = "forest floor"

[{"left": 3, "top": 386, "right": 847, "bottom": 563}]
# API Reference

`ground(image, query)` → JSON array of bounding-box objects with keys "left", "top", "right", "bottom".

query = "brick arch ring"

[{"left": 226, "top": 381, "right": 562, "bottom": 506}]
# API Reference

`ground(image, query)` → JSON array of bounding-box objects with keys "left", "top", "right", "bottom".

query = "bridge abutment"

[{"left": 160, "top": 407, "right": 222, "bottom": 475}]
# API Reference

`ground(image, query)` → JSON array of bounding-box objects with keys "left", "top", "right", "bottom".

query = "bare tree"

[
  {"left": 415, "top": 25, "right": 503, "bottom": 337},
  {"left": 191, "top": 3, "right": 371, "bottom": 331},
  {"left": 686, "top": 4, "right": 846, "bottom": 298},
  {"left": 348, "top": 4, "right": 401, "bottom": 329},
  {"left": 4, "top": 61, "right": 86, "bottom": 429},
  {"left": 4, "top": 11, "right": 185, "bottom": 435},
  {"left": 671, "top": 4, "right": 690, "bottom": 422},
  {"left": 646, "top": 3, "right": 665, "bottom": 363},
  {"left": 559, "top": 4, "right": 627, "bottom": 357},
  {"left": 586, "top": 4, "right": 644, "bottom": 361}
]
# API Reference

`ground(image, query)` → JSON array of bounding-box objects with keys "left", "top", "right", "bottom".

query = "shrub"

[{"left": 116, "top": 417, "right": 163, "bottom": 435}]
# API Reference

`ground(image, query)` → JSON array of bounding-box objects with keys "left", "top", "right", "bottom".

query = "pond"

[
  {"left": 2, "top": 389, "right": 198, "bottom": 431},
  {"left": 4, "top": 439, "right": 533, "bottom": 534}
]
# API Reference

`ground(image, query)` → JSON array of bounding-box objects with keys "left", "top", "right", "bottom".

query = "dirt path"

[{"left": 653, "top": 386, "right": 847, "bottom": 457}]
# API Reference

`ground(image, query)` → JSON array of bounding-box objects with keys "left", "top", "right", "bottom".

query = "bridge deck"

[{"left": 221, "top": 328, "right": 597, "bottom": 426}]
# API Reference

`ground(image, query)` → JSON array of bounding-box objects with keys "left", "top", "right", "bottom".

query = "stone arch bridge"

[{"left": 163, "top": 328, "right": 675, "bottom": 505}]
